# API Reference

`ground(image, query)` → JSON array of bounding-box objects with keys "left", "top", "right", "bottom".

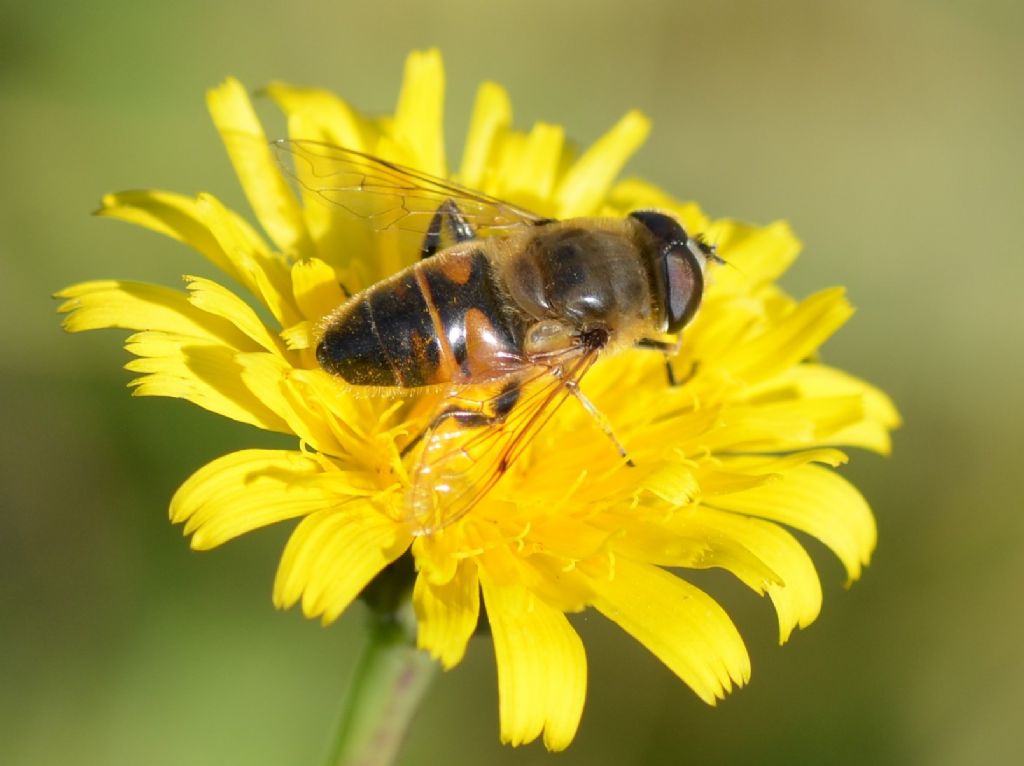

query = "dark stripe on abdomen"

[
  {"left": 316, "top": 271, "right": 440, "bottom": 387},
  {"left": 421, "top": 250, "right": 521, "bottom": 380}
]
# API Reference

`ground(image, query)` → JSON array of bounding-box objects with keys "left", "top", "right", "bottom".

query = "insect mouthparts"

[{"left": 580, "top": 327, "right": 610, "bottom": 350}]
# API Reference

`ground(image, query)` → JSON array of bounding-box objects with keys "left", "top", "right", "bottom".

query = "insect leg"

[
  {"left": 400, "top": 381, "right": 521, "bottom": 458},
  {"left": 635, "top": 337, "right": 701, "bottom": 387},
  {"left": 420, "top": 199, "right": 478, "bottom": 259},
  {"left": 562, "top": 378, "right": 635, "bottom": 467},
  {"left": 636, "top": 336, "right": 694, "bottom": 387}
]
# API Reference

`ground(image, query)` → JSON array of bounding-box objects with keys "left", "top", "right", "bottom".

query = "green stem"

[{"left": 324, "top": 599, "right": 437, "bottom": 766}]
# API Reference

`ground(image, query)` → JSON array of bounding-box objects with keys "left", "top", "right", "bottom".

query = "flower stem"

[{"left": 324, "top": 598, "right": 437, "bottom": 766}]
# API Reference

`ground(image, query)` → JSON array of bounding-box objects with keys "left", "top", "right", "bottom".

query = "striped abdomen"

[{"left": 316, "top": 247, "right": 524, "bottom": 388}]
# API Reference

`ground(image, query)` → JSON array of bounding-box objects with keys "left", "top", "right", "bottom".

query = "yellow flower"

[{"left": 57, "top": 49, "right": 899, "bottom": 751}]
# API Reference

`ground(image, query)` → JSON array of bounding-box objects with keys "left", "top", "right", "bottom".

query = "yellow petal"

[
  {"left": 606, "top": 507, "right": 815, "bottom": 647},
  {"left": 263, "top": 81, "right": 384, "bottom": 268},
  {"left": 195, "top": 193, "right": 300, "bottom": 327},
  {"left": 236, "top": 352, "right": 344, "bottom": 453},
  {"left": 185, "top": 276, "right": 285, "bottom": 354},
  {"left": 280, "top": 321, "right": 313, "bottom": 351},
  {"left": 517, "top": 555, "right": 597, "bottom": 614},
  {"left": 774, "top": 364, "right": 902, "bottom": 455},
  {"left": 717, "top": 288, "right": 855, "bottom": 383},
  {"left": 602, "top": 506, "right": 819, "bottom": 644},
  {"left": 96, "top": 190, "right": 260, "bottom": 285},
  {"left": 605, "top": 178, "right": 710, "bottom": 234},
  {"left": 701, "top": 395, "right": 867, "bottom": 453},
  {"left": 273, "top": 502, "right": 411, "bottom": 623},
  {"left": 708, "top": 463, "right": 877, "bottom": 583},
  {"left": 604, "top": 512, "right": 781, "bottom": 581},
  {"left": 554, "top": 110, "right": 650, "bottom": 218},
  {"left": 500, "top": 122, "right": 564, "bottom": 214},
  {"left": 490, "top": 130, "right": 527, "bottom": 198},
  {"left": 479, "top": 571, "right": 587, "bottom": 751},
  {"left": 793, "top": 367, "right": 901, "bottom": 426},
  {"left": 123, "top": 333, "right": 290, "bottom": 431},
  {"left": 589, "top": 557, "right": 750, "bottom": 704},
  {"left": 263, "top": 82, "right": 373, "bottom": 151},
  {"left": 681, "top": 508, "right": 821, "bottom": 644},
  {"left": 596, "top": 509, "right": 816, "bottom": 641},
  {"left": 290, "top": 257, "right": 346, "bottom": 322},
  {"left": 413, "top": 559, "right": 480, "bottom": 669},
  {"left": 57, "top": 280, "right": 248, "bottom": 350},
  {"left": 289, "top": 369, "right": 393, "bottom": 461},
  {"left": 823, "top": 419, "right": 893, "bottom": 456},
  {"left": 410, "top": 529, "right": 463, "bottom": 586},
  {"left": 207, "top": 77, "right": 313, "bottom": 256},
  {"left": 681, "top": 294, "right": 764, "bottom": 372},
  {"left": 388, "top": 49, "right": 446, "bottom": 176},
  {"left": 510, "top": 516, "right": 615, "bottom": 565},
  {"left": 170, "top": 449, "right": 351, "bottom": 549},
  {"left": 706, "top": 219, "right": 802, "bottom": 291},
  {"left": 697, "top": 448, "right": 848, "bottom": 497},
  {"left": 458, "top": 81, "right": 512, "bottom": 189},
  {"left": 95, "top": 190, "right": 299, "bottom": 319},
  {"left": 640, "top": 460, "right": 702, "bottom": 505}
]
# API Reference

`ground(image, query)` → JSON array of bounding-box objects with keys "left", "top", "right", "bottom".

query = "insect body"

[
  {"left": 276, "top": 141, "right": 719, "bottom": 533},
  {"left": 316, "top": 216, "right": 706, "bottom": 388}
]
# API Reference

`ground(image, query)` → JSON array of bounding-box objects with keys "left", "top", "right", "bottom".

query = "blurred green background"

[{"left": 4, "top": 0, "right": 1022, "bottom": 763}]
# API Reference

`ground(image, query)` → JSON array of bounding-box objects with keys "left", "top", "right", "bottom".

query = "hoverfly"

[{"left": 272, "top": 140, "right": 720, "bottom": 534}]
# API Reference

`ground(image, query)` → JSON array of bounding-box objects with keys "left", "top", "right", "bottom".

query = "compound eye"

[
  {"left": 629, "top": 210, "right": 686, "bottom": 246},
  {"left": 664, "top": 245, "right": 704, "bottom": 333}
]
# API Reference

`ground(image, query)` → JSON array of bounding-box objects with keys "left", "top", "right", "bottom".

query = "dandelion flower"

[{"left": 57, "top": 49, "right": 899, "bottom": 752}]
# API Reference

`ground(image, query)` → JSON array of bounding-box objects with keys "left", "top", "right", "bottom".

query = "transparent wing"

[
  {"left": 271, "top": 139, "right": 546, "bottom": 236},
  {"left": 404, "top": 349, "right": 601, "bottom": 535}
]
